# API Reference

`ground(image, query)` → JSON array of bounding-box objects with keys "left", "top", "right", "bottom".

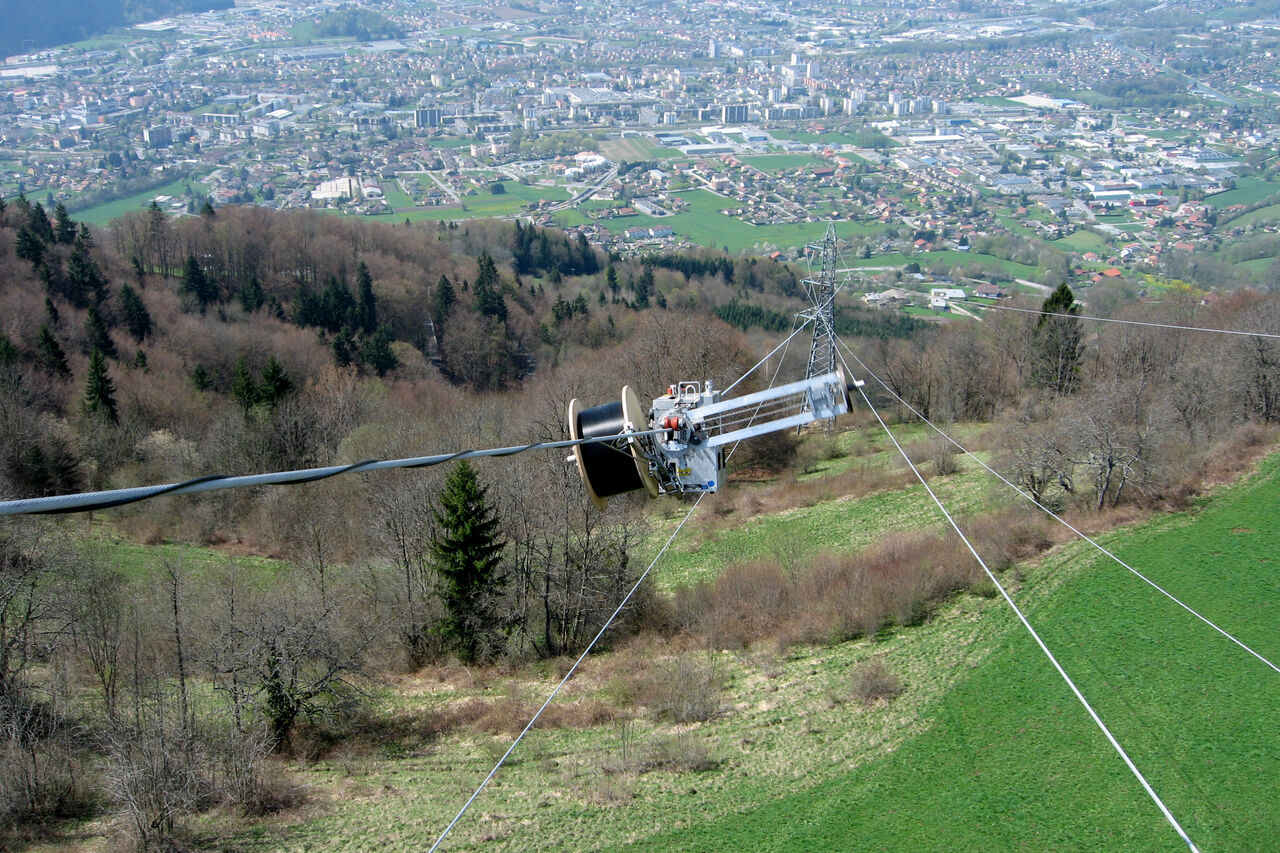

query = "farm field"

[
  {"left": 74, "top": 177, "right": 207, "bottom": 225},
  {"left": 399, "top": 181, "right": 571, "bottom": 221},
  {"left": 592, "top": 189, "right": 879, "bottom": 253},
  {"left": 599, "top": 137, "right": 674, "bottom": 161},
  {"left": 1208, "top": 176, "right": 1280, "bottom": 208},
  {"left": 739, "top": 154, "right": 827, "bottom": 173}
]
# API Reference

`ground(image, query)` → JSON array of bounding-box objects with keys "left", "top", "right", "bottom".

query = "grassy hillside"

[
  {"left": 633, "top": 453, "right": 1280, "bottom": 852},
  {"left": 185, "top": 446, "right": 1280, "bottom": 852}
]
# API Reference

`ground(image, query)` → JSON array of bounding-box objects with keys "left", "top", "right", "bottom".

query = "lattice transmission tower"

[{"left": 799, "top": 225, "right": 848, "bottom": 425}]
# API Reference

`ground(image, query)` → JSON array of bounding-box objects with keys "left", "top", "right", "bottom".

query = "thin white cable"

[
  {"left": 723, "top": 315, "right": 813, "bottom": 395},
  {"left": 838, "top": 347, "right": 1199, "bottom": 853},
  {"left": 427, "top": 492, "right": 705, "bottom": 852},
  {"left": 836, "top": 335, "right": 1280, "bottom": 677},
  {"left": 726, "top": 316, "right": 802, "bottom": 464},
  {"left": 957, "top": 299, "right": 1280, "bottom": 340}
]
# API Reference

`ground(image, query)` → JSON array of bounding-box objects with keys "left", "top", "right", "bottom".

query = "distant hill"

[{"left": 0, "top": 0, "right": 232, "bottom": 57}]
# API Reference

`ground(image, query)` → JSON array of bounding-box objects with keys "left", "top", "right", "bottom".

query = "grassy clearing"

[
  {"left": 219, "top": 556, "right": 1012, "bottom": 853},
  {"left": 1227, "top": 201, "right": 1280, "bottom": 228},
  {"left": 739, "top": 154, "right": 826, "bottom": 173},
  {"left": 379, "top": 180, "right": 415, "bottom": 211},
  {"left": 93, "top": 533, "right": 289, "bottom": 581},
  {"left": 631, "top": 453, "right": 1280, "bottom": 851},
  {"left": 1052, "top": 229, "right": 1109, "bottom": 253},
  {"left": 74, "top": 178, "right": 207, "bottom": 225},
  {"left": 593, "top": 189, "right": 872, "bottom": 253},
  {"left": 1208, "top": 176, "right": 1280, "bottom": 208},
  {"left": 398, "top": 182, "right": 571, "bottom": 221},
  {"left": 599, "top": 137, "right": 672, "bottom": 161}
]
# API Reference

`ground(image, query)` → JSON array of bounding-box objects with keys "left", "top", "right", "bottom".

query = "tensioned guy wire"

[
  {"left": 956, "top": 299, "right": 1280, "bottom": 340},
  {"left": 836, "top": 346, "right": 1199, "bottom": 852},
  {"left": 426, "top": 493, "right": 706, "bottom": 852},
  {"left": 0, "top": 429, "right": 672, "bottom": 517},
  {"left": 834, "top": 334, "right": 1280, "bottom": 677}
]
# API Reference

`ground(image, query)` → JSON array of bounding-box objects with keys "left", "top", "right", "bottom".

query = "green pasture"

[
  {"left": 739, "top": 154, "right": 827, "bottom": 173},
  {"left": 397, "top": 181, "right": 571, "bottom": 221},
  {"left": 635, "top": 453, "right": 1280, "bottom": 851},
  {"left": 1209, "top": 176, "right": 1280, "bottom": 208},
  {"left": 74, "top": 177, "right": 207, "bottom": 225}
]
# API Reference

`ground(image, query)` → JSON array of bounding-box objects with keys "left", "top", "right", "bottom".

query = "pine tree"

[
  {"left": 1030, "top": 283, "right": 1083, "bottom": 395},
  {"left": 66, "top": 236, "right": 109, "bottom": 307},
  {"left": 27, "top": 202, "right": 54, "bottom": 244},
  {"left": 0, "top": 333, "right": 17, "bottom": 367},
  {"left": 15, "top": 226, "right": 44, "bottom": 268},
  {"left": 36, "top": 326, "right": 70, "bottom": 378},
  {"left": 53, "top": 202, "right": 76, "bottom": 243},
  {"left": 119, "top": 283, "right": 153, "bottom": 342},
  {"left": 430, "top": 460, "right": 507, "bottom": 662},
  {"left": 83, "top": 305, "right": 117, "bottom": 359},
  {"left": 434, "top": 274, "right": 455, "bottom": 329},
  {"left": 238, "top": 275, "right": 265, "bottom": 313},
  {"left": 360, "top": 325, "right": 399, "bottom": 377},
  {"left": 332, "top": 327, "right": 356, "bottom": 367},
  {"left": 230, "top": 356, "right": 259, "bottom": 413},
  {"left": 355, "top": 262, "right": 378, "bottom": 333},
  {"left": 181, "top": 254, "right": 218, "bottom": 310},
  {"left": 133, "top": 349, "right": 149, "bottom": 372},
  {"left": 44, "top": 296, "right": 60, "bottom": 329},
  {"left": 191, "top": 364, "right": 212, "bottom": 392},
  {"left": 82, "top": 349, "right": 118, "bottom": 424},
  {"left": 259, "top": 355, "right": 294, "bottom": 407}
]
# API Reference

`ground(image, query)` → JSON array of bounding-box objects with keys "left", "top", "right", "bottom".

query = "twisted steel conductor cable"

[{"left": 0, "top": 429, "right": 671, "bottom": 517}]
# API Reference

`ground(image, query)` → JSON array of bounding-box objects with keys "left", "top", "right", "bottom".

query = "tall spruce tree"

[
  {"left": 355, "top": 262, "right": 378, "bottom": 333},
  {"left": 83, "top": 305, "right": 117, "bottom": 359},
  {"left": 230, "top": 356, "right": 259, "bottom": 413},
  {"left": 119, "top": 283, "right": 153, "bottom": 342},
  {"left": 82, "top": 349, "right": 118, "bottom": 424},
  {"left": 1030, "top": 282, "right": 1084, "bottom": 395},
  {"left": 36, "top": 326, "right": 70, "bottom": 378},
  {"left": 430, "top": 460, "right": 506, "bottom": 662}
]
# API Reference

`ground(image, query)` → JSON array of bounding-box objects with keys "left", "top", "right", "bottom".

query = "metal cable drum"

[{"left": 568, "top": 392, "right": 647, "bottom": 509}]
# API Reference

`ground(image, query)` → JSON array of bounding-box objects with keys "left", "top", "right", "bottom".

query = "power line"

[
  {"left": 836, "top": 346, "right": 1200, "bottom": 853},
  {"left": 835, "top": 335, "right": 1280, "bottom": 677},
  {"left": 0, "top": 430, "right": 672, "bottom": 518},
  {"left": 956, "top": 299, "right": 1280, "bottom": 340},
  {"left": 427, "top": 492, "right": 706, "bottom": 852}
]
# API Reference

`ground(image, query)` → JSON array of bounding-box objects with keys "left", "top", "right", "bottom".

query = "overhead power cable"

[
  {"left": 956, "top": 299, "right": 1280, "bottom": 340},
  {"left": 836, "top": 346, "right": 1199, "bottom": 852},
  {"left": 0, "top": 430, "right": 672, "bottom": 518},
  {"left": 835, "top": 335, "right": 1280, "bottom": 677}
]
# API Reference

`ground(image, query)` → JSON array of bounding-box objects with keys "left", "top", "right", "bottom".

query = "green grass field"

[
  {"left": 739, "top": 154, "right": 826, "bottom": 173},
  {"left": 74, "top": 178, "right": 207, "bottom": 225},
  {"left": 592, "top": 189, "right": 880, "bottom": 253},
  {"left": 1227, "top": 201, "right": 1280, "bottom": 228},
  {"left": 632, "top": 453, "right": 1280, "bottom": 851},
  {"left": 1052, "top": 229, "right": 1110, "bottom": 253},
  {"left": 1209, "top": 176, "right": 1280, "bottom": 208},
  {"left": 398, "top": 181, "right": 571, "bottom": 221}
]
